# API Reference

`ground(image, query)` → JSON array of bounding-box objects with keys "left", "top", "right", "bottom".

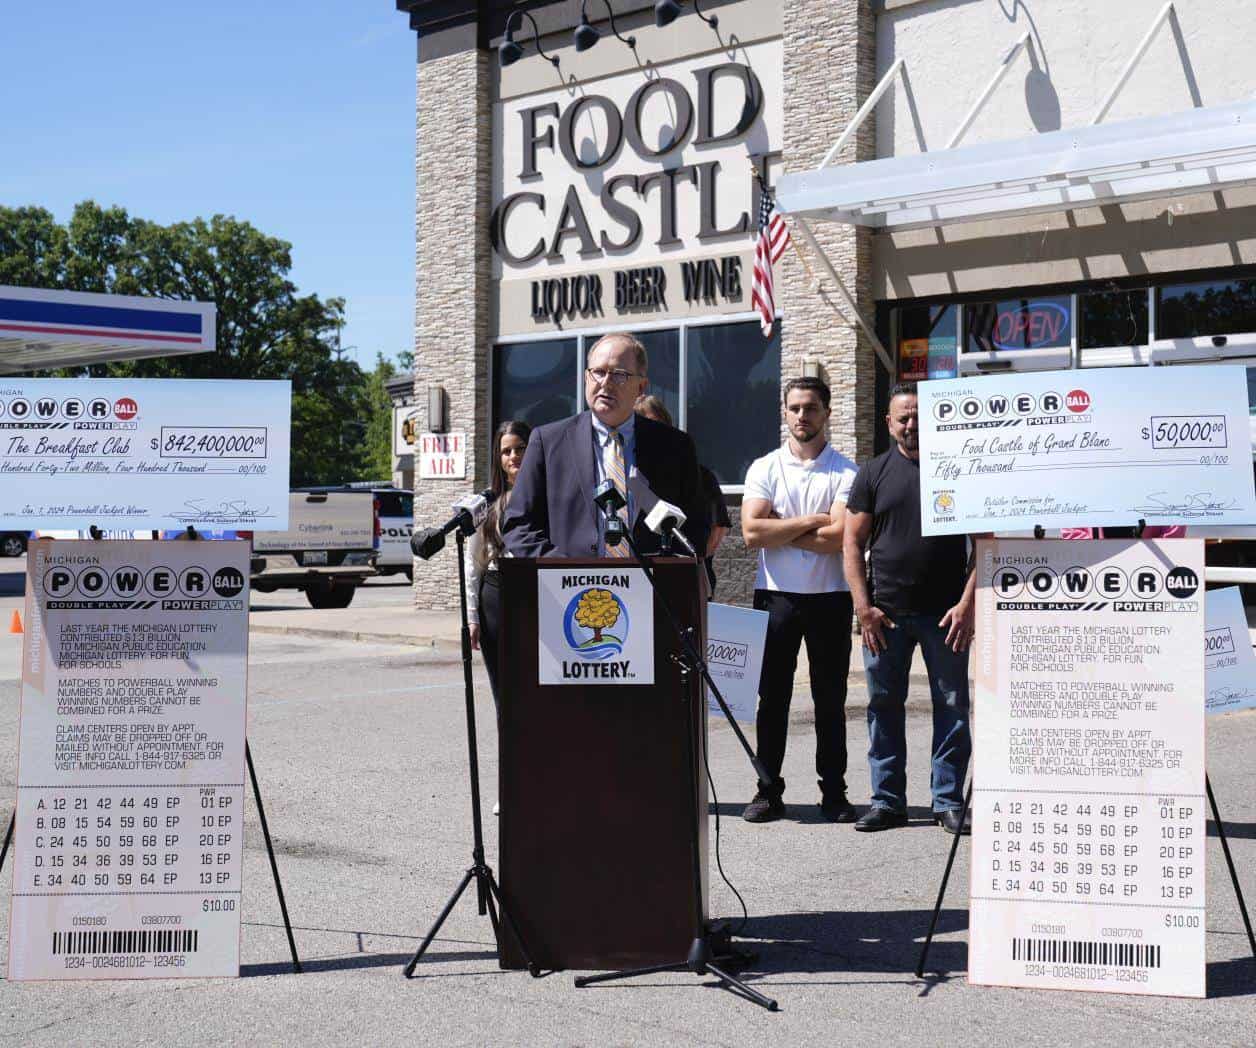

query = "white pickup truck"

[{"left": 250, "top": 490, "right": 379, "bottom": 608}]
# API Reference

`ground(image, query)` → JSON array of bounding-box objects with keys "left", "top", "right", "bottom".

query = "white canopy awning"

[
  {"left": 776, "top": 97, "right": 1256, "bottom": 232},
  {"left": 0, "top": 285, "right": 216, "bottom": 373}
]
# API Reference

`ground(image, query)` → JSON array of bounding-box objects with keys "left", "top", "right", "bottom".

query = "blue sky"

[{"left": 1, "top": 1, "right": 417, "bottom": 369}]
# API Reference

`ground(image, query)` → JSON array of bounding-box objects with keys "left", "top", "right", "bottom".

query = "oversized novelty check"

[
  {"left": 1205, "top": 585, "right": 1256, "bottom": 715},
  {"left": 8, "top": 540, "right": 250, "bottom": 979},
  {"left": 920, "top": 366, "right": 1256, "bottom": 536},
  {"left": 0, "top": 379, "right": 290, "bottom": 531}
]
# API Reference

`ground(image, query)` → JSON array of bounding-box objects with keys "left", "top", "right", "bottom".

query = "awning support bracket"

[
  {"left": 793, "top": 217, "right": 895, "bottom": 376},
  {"left": 1091, "top": 2, "right": 1179, "bottom": 125}
]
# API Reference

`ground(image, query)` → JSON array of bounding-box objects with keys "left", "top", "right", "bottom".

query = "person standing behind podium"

[
  {"left": 634, "top": 394, "right": 731, "bottom": 595},
  {"left": 842, "top": 382, "right": 974, "bottom": 835},
  {"left": 503, "top": 333, "right": 708, "bottom": 560},
  {"left": 467, "top": 419, "right": 531, "bottom": 710},
  {"left": 741, "top": 377, "right": 859, "bottom": 825}
]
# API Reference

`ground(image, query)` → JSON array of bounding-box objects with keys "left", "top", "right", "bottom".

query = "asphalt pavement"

[{"left": 0, "top": 559, "right": 1254, "bottom": 1046}]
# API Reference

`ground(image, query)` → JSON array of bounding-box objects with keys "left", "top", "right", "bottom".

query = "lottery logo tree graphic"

[{"left": 574, "top": 588, "right": 621, "bottom": 644}]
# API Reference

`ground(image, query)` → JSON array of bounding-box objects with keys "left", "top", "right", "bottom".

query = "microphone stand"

[
  {"left": 572, "top": 498, "right": 779, "bottom": 1011},
  {"left": 403, "top": 519, "right": 539, "bottom": 979}
]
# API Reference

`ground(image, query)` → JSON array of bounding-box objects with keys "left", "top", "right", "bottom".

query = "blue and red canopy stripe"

[{"left": 0, "top": 296, "right": 206, "bottom": 345}]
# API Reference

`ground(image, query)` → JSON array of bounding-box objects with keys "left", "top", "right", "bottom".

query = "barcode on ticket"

[
  {"left": 52, "top": 930, "right": 199, "bottom": 956},
  {"left": 1011, "top": 937, "right": 1160, "bottom": 968}
]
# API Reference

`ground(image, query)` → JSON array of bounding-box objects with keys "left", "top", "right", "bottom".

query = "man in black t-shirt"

[{"left": 842, "top": 382, "right": 975, "bottom": 835}]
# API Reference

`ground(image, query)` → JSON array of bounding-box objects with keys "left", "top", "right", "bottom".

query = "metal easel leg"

[
  {"left": 915, "top": 779, "right": 973, "bottom": 978},
  {"left": 246, "top": 740, "right": 302, "bottom": 973},
  {"left": 1206, "top": 773, "right": 1256, "bottom": 962}
]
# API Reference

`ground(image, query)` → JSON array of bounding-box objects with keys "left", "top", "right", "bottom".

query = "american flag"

[{"left": 750, "top": 180, "right": 790, "bottom": 337}]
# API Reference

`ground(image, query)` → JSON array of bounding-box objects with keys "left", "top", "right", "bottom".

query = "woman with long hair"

[{"left": 466, "top": 419, "right": 531, "bottom": 710}]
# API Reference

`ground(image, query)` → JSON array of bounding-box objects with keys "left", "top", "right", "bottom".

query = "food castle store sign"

[{"left": 492, "top": 38, "right": 782, "bottom": 335}]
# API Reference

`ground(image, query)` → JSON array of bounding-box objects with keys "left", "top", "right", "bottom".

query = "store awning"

[
  {"left": 0, "top": 286, "right": 216, "bottom": 373},
  {"left": 776, "top": 98, "right": 1256, "bottom": 232}
]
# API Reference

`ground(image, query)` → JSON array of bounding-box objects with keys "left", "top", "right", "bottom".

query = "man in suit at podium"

[{"left": 503, "top": 333, "right": 709, "bottom": 560}]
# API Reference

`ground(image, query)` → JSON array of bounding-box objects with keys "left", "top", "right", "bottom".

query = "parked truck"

[{"left": 249, "top": 490, "right": 380, "bottom": 608}]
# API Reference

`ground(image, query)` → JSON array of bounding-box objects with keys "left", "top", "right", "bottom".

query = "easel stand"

[
  {"left": 245, "top": 741, "right": 303, "bottom": 973},
  {"left": 403, "top": 525, "right": 538, "bottom": 978},
  {"left": 1, "top": 741, "right": 302, "bottom": 974},
  {"left": 570, "top": 520, "right": 779, "bottom": 1011}
]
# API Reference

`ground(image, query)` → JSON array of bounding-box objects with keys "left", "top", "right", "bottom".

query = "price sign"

[
  {"left": 7, "top": 540, "right": 250, "bottom": 980},
  {"left": 969, "top": 538, "right": 1206, "bottom": 998}
]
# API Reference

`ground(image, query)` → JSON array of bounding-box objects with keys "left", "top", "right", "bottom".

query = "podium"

[{"left": 496, "top": 557, "right": 709, "bottom": 971}]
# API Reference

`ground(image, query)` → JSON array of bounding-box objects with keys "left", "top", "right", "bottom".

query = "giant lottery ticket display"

[
  {"left": 969, "top": 539, "right": 1206, "bottom": 998},
  {"left": 7, "top": 540, "right": 250, "bottom": 980}
]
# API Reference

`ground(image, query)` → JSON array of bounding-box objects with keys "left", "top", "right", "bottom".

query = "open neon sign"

[{"left": 991, "top": 300, "right": 1070, "bottom": 351}]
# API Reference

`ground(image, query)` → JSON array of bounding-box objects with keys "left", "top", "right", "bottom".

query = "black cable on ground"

[{"left": 702, "top": 729, "right": 750, "bottom": 938}]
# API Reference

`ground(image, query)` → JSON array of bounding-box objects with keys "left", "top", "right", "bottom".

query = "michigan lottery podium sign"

[
  {"left": 536, "top": 568, "right": 654, "bottom": 685},
  {"left": 8, "top": 540, "right": 250, "bottom": 980}
]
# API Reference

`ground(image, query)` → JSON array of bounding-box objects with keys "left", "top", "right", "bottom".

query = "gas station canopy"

[{"left": 0, "top": 285, "right": 216, "bottom": 373}]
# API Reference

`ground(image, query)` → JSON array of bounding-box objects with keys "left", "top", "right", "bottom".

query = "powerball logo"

[
  {"left": 0, "top": 395, "right": 139, "bottom": 430},
  {"left": 932, "top": 388, "right": 1092, "bottom": 431}
]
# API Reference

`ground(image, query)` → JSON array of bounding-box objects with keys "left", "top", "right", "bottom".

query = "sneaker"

[
  {"left": 742, "top": 792, "right": 785, "bottom": 823},
  {"left": 819, "top": 795, "right": 858, "bottom": 823},
  {"left": 854, "top": 807, "right": 909, "bottom": 832}
]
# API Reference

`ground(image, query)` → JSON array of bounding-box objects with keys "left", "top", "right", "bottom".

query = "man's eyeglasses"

[{"left": 585, "top": 367, "right": 642, "bottom": 386}]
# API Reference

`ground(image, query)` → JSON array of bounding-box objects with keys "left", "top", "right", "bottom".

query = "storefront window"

[
  {"left": 897, "top": 304, "right": 958, "bottom": 380},
  {"left": 492, "top": 338, "right": 578, "bottom": 430},
  {"left": 1079, "top": 287, "right": 1148, "bottom": 348},
  {"left": 634, "top": 329, "right": 680, "bottom": 425},
  {"left": 1157, "top": 278, "right": 1256, "bottom": 339},
  {"left": 965, "top": 295, "right": 1071, "bottom": 354},
  {"left": 686, "top": 321, "right": 782, "bottom": 485}
]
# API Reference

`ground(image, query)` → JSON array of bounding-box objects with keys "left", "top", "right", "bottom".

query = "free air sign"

[{"left": 417, "top": 433, "right": 466, "bottom": 480}]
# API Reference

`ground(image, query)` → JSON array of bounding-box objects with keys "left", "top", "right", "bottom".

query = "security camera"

[{"left": 1212, "top": 334, "right": 1228, "bottom": 348}]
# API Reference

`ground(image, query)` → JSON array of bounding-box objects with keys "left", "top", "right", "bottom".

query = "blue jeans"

[{"left": 863, "top": 613, "right": 970, "bottom": 813}]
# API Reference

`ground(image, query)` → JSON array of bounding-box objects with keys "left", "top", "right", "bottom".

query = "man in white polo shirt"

[{"left": 741, "top": 377, "right": 859, "bottom": 824}]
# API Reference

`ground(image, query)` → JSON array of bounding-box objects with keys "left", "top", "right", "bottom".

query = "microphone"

[
  {"left": 593, "top": 478, "right": 626, "bottom": 514},
  {"left": 410, "top": 489, "right": 497, "bottom": 560},
  {"left": 604, "top": 516, "right": 626, "bottom": 548},
  {"left": 644, "top": 499, "right": 697, "bottom": 558},
  {"left": 593, "top": 480, "right": 628, "bottom": 552}
]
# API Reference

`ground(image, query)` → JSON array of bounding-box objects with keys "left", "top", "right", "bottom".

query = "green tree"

[
  {"left": 0, "top": 201, "right": 368, "bottom": 485},
  {"left": 361, "top": 353, "right": 398, "bottom": 483}
]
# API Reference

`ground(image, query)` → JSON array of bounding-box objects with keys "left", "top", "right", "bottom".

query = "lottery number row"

[
  {"left": 973, "top": 790, "right": 1204, "bottom": 908},
  {"left": 15, "top": 785, "right": 244, "bottom": 895}
]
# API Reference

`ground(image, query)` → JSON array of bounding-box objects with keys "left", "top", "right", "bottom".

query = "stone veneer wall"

[
  {"left": 411, "top": 45, "right": 494, "bottom": 608},
  {"left": 780, "top": 0, "right": 878, "bottom": 463},
  {"left": 711, "top": 0, "right": 878, "bottom": 610}
]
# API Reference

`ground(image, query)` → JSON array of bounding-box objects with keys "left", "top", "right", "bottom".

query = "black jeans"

[
  {"left": 478, "top": 570, "right": 502, "bottom": 712},
  {"left": 752, "top": 589, "right": 853, "bottom": 800}
]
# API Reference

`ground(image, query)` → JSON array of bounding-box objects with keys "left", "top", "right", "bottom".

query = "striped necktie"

[{"left": 604, "top": 429, "right": 631, "bottom": 558}]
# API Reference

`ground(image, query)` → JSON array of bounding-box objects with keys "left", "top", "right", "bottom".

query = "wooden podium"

[{"left": 496, "top": 557, "right": 709, "bottom": 971}]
